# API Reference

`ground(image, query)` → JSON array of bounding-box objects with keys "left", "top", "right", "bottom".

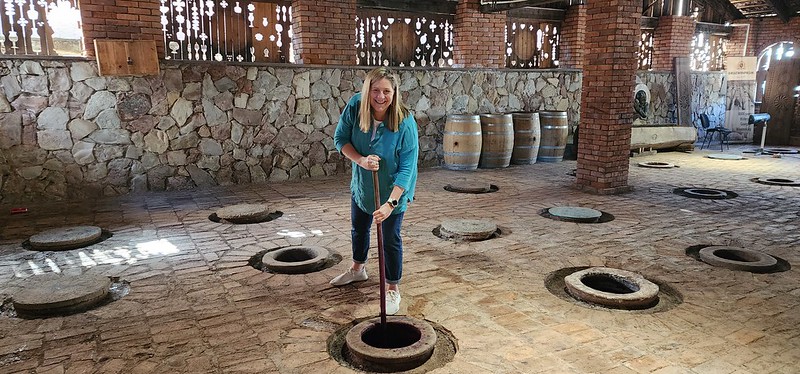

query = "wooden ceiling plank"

[
  {"left": 357, "top": 0, "right": 457, "bottom": 15},
  {"left": 737, "top": 3, "right": 772, "bottom": 8},
  {"left": 761, "top": 0, "right": 791, "bottom": 21},
  {"left": 507, "top": 7, "right": 566, "bottom": 21},
  {"left": 702, "top": 0, "right": 746, "bottom": 21},
  {"left": 479, "top": 0, "right": 572, "bottom": 13}
]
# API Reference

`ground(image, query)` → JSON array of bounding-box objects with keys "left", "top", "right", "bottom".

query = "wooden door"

[{"left": 761, "top": 56, "right": 800, "bottom": 145}]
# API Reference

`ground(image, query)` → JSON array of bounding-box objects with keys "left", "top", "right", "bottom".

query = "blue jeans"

[{"left": 351, "top": 198, "right": 404, "bottom": 284}]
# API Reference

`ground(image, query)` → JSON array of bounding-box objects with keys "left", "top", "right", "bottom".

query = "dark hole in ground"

[
  {"left": 361, "top": 322, "right": 422, "bottom": 349},
  {"left": 673, "top": 188, "right": 738, "bottom": 200},
  {"left": 544, "top": 267, "right": 683, "bottom": 313},
  {"left": 685, "top": 245, "right": 791, "bottom": 273},
  {"left": 713, "top": 249, "right": 761, "bottom": 262},
  {"left": 329, "top": 318, "right": 458, "bottom": 373},
  {"left": 208, "top": 211, "right": 283, "bottom": 224},
  {"left": 248, "top": 247, "right": 342, "bottom": 274},
  {"left": 691, "top": 189, "right": 723, "bottom": 196},
  {"left": 443, "top": 184, "right": 499, "bottom": 194},
  {"left": 750, "top": 177, "right": 800, "bottom": 187},
  {"left": 765, "top": 148, "right": 798, "bottom": 154},
  {"left": 274, "top": 248, "right": 316, "bottom": 262},
  {"left": 580, "top": 274, "right": 638, "bottom": 294}
]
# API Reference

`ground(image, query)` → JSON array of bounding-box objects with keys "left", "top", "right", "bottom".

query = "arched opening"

[{"left": 755, "top": 42, "right": 795, "bottom": 103}]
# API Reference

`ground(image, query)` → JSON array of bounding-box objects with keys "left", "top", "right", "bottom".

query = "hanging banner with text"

[
  {"left": 725, "top": 56, "right": 758, "bottom": 142},
  {"left": 726, "top": 57, "right": 758, "bottom": 81}
]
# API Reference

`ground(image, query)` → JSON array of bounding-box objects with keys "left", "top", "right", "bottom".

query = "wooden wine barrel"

[
  {"left": 479, "top": 114, "right": 514, "bottom": 168},
  {"left": 443, "top": 114, "right": 482, "bottom": 170},
  {"left": 537, "top": 111, "right": 569, "bottom": 163},
  {"left": 510, "top": 112, "right": 541, "bottom": 165}
]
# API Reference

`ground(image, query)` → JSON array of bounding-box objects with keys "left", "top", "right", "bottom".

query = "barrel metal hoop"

[
  {"left": 444, "top": 151, "right": 481, "bottom": 156},
  {"left": 445, "top": 131, "right": 482, "bottom": 136}
]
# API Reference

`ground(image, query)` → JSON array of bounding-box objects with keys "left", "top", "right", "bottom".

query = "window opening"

[
  {"left": 161, "top": 0, "right": 293, "bottom": 63},
  {"left": 638, "top": 29, "right": 654, "bottom": 70},
  {"left": 755, "top": 42, "right": 794, "bottom": 102},
  {"left": 505, "top": 19, "right": 560, "bottom": 69},
  {"left": 690, "top": 31, "right": 727, "bottom": 71},
  {"left": 354, "top": 10, "right": 454, "bottom": 67},
  {"left": 0, "top": 0, "right": 83, "bottom": 56}
]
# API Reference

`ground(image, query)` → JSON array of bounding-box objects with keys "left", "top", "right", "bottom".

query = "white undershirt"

[{"left": 371, "top": 118, "right": 380, "bottom": 140}]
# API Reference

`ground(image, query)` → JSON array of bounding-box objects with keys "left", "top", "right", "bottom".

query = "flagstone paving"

[{"left": 0, "top": 145, "right": 798, "bottom": 373}]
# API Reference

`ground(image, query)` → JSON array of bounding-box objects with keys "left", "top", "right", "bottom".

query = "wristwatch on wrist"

[{"left": 387, "top": 198, "right": 398, "bottom": 209}]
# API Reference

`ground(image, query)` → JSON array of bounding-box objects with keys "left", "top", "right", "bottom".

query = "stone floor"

[{"left": 1, "top": 145, "right": 799, "bottom": 374}]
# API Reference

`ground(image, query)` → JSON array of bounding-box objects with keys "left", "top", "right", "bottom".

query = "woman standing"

[{"left": 329, "top": 67, "right": 419, "bottom": 315}]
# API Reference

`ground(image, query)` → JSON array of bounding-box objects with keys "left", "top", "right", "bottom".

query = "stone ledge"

[{"left": 630, "top": 126, "right": 697, "bottom": 150}]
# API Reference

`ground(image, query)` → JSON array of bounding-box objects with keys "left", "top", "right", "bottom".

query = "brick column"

[
  {"left": 559, "top": 5, "right": 587, "bottom": 69},
  {"left": 650, "top": 16, "right": 694, "bottom": 71},
  {"left": 452, "top": 0, "right": 505, "bottom": 68},
  {"left": 79, "top": 0, "right": 162, "bottom": 58},
  {"left": 575, "top": 0, "right": 640, "bottom": 194},
  {"left": 292, "top": 0, "right": 356, "bottom": 65}
]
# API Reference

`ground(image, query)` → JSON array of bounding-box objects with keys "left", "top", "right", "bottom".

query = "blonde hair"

[{"left": 358, "top": 67, "right": 409, "bottom": 133}]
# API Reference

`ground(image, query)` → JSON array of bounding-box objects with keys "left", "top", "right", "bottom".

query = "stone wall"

[
  {"left": 636, "top": 71, "right": 675, "bottom": 125},
  {"left": 0, "top": 59, "right": 581, "bottom": 202},
  {"left": 691, "top": 71, "right": 727, "bottom": 128},
  {"left": 636, "top": 71, "right": 727, "bottom": 128}
]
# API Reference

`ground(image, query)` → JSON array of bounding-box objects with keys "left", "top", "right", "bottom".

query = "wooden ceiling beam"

[
  {"left": 357, "top": 0, "right": 457, "bottom": 15},
  {"left": 479, "top": 0, "right": 581, "bottom": 13},
  {"left": 736, "top": 3, "right": 772, "bottom": 8},
  {"left": 507, "top": 7, "right": 566, "bottom": 21},
  {"left": 761, "top": 0, "right": 791, "bottom": 21},
  {"left": 704, "top": 0, "right": 745, "bottom": 21}
]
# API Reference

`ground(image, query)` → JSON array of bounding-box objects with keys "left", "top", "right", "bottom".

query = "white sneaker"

[
  {"left": 385, "top": 290, "right": 401, "bottom": 315},
  {"left": 329, "top": 268, "right": 368, "bottom": 286}
]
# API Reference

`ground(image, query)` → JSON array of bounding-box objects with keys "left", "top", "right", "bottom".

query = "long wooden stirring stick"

[{"left": 372, "top": 170, "right": 388, "bottom": 329}]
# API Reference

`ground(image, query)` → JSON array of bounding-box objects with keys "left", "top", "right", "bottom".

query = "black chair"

[{"left": 699, "top": 113, "right": 731, "bottom": 151}]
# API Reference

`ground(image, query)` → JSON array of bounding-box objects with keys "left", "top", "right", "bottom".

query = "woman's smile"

[{"left": 369, "top": 78, "right": 394, "bottom": 117}]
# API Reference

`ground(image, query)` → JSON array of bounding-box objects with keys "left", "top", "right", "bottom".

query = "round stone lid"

[
  {"left": 707, "top": 153, "right": 744, "bottom": 160},
  {"left": 13, "top": 273, "right": 111, "bottom": 312},
  {"left": 445, "top": 181, "right": 493, "bottom": 193},
  {"left": 440, "top": 219, "right": 497, "bottom": 240},
  {"left": 216, "top": 203, "right": 272, "bottom": 223},
  {"left": 441, "top": 219, "right": 497, "bottom": 235},
  {"left": 29, "top": 226, "right": 103, "bottom": 251},
  {"left": 548, "top": 207, "right": 602, "bottom": 222}
]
